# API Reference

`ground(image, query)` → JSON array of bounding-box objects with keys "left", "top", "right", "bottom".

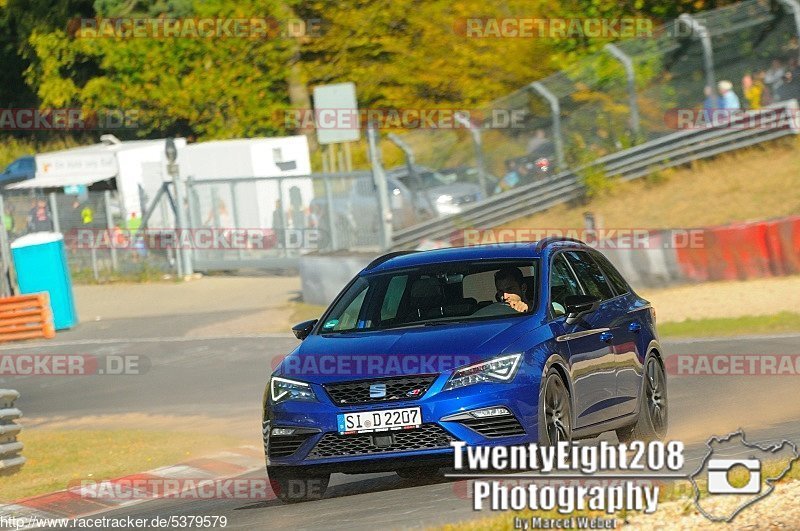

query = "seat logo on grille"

[{"left": 369, "top": 383, "right": 387, "bottom": 398}]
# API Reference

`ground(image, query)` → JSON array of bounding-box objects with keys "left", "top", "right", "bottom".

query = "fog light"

[
  {"left": 271, "top": 427, "right": 296, "bottom": 436},
  {"left": 471, "top": 407, "right": 510, "bottom": 418}
]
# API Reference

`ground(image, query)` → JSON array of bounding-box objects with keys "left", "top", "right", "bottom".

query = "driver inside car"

[{"left": 494, "top": 266, "right": 532, "bottom": 313}]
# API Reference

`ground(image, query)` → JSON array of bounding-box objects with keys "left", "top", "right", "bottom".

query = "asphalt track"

[{"left": 3, "top": 321, "right": 800, "bottom": 530}]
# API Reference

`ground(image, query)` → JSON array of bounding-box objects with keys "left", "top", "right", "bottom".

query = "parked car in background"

[
  {"left": 0, "top": 156, "right": 35, "bottom": 187},
  {"left": 387, "top": 165, "right": 485, "bottom": 216}
]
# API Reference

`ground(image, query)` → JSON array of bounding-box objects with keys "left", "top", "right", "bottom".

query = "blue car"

[{"left": 264, "top": 238, "right": 667, "bottom": 502}]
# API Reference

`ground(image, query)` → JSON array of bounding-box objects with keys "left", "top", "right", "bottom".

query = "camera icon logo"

[
  {"left": 691, "top": 430, "right": 799, "bottom": 522},
  {"left": 706, "top": 458, "right": 761, "bottom": 494}
]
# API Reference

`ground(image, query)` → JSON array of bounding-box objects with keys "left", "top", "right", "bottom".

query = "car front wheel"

[
  {"left": 538, "top": 368, "right": 572, "bottom": 445},
  {"left": 617, "top": 355, "right": 668, "bottom": 443}
]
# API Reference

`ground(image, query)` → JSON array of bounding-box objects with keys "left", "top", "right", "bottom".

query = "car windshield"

[{"left": 318, "top": 259, "right": 538, "bottom": 333}]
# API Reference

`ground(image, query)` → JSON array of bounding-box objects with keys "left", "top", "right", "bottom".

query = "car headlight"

[
  {"left": 270, "top": 376, "right": 316, "bottom": 404},
  {"left": 444, "top": 353, "right": 522, "bottom": 390}
]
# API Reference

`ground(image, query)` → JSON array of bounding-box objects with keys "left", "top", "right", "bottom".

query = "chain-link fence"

[
  {"left": 1, "top": 188, "right": 174, "bottom": 282},
  {"left": 181, "top": 173, "right": 381, "bottom": 270},
  {"left": 0, "top": 170, "right": 394, "bottom": 280},
  {"left": 394, "top": 0, "right": 800, "bottom": 190}
]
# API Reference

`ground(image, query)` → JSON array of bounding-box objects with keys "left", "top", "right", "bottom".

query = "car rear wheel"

[
  {"left": 268, "top": 467, "right": 330, "bottom": 503},
  {"left": 616, "top": 356, "right": 668, "bottom": 443},
  {"left": 538, "top": 368, "right": 572, "bottom": 445}
]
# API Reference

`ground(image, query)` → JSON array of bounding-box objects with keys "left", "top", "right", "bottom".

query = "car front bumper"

[{"left": 264, "top": 374, "right": 541, "bottom": 474}]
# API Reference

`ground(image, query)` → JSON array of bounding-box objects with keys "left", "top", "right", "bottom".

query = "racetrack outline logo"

[{"left": 690, "top": 429, "right": 799, "bottom": 522}]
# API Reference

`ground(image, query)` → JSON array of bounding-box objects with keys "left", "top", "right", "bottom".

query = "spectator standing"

[
  {"left": 27, "top": 199, "right": 54, "bottom": 233},
  {"left": 272, "top": 199, "right": 285, "bottom": 248},
  {"left": 755, "top": 70, "right": 773, "bottom": 107},
  {"left": 494, "top": 160, "right": 520, "bottom": 194},
  {"left": 526, "top": 129, "right": 555, "bottom": 159},
  {"left": 775, "top": 70, "right": 800, "bottom": 103},
  {"left": 789, "top": 57, "right": 800, "bottom": 79},
  {"left": 764, "top": 59, "right": 785, "bottom": 94},
  {"left": 742, "top": 74, "right": 763, "bottom": 110},
  {"left": 718, "top": 80, "right": 741, "bottom": 110},
  {"left": 3, "top": 206, "right": 14, "bottom": 237}
]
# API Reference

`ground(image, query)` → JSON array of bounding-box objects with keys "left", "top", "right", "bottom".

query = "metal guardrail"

[
  {"left": 0, "top": 389, "right": 25, "bottom": 475},
  {"left": 390, "top": 101, "right": 799, "bottom": 249}
]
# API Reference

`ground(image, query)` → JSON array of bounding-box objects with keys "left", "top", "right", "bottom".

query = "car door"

[
  {"left": 564, "top": 250, "right": 638, "bottom": 420},
  {"left": 548, "top": 252, "right": 616, "bottom": 429},
  {"left": 591, "top": 252, "right": 645, "bottom": 416}
]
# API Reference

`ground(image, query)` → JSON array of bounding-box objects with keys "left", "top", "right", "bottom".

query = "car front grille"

[
  {"left": 458, "top": 414, "right": 526, "bottom": 438},
  {"left": 307, "top": 424, "right": 454, "bottom": 459},
  {"left": 323, "top": 375, "right": 438, "bottom": 405}
]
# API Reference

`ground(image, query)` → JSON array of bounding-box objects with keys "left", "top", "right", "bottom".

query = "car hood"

[{"left": 275, "top": 318, "right": 531, "bottom": 384}]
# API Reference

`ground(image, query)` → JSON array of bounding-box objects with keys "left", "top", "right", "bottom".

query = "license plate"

[{"left": 337, "top": 407, "right": 421, "bottom": 435}]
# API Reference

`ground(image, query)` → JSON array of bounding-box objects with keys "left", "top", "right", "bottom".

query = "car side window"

[
  {"left": 380, "top": 275, "right": 408, "bottom": 321},
  {"left": 549, "top": 254, "right": 582, "bottom": 317},
  {"left": 592, "top": 253, "right": 630, "bottom": 296},
  {"left": 334, "top": 288, "right": 368, "bottom": 330},
  {"left": 564, "top": 251, "right": 614, "bottom": 300}
]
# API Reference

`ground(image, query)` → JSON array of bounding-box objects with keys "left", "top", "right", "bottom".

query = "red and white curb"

[{"left": 0, "top": 446, "right": 269, "bottom": 529}]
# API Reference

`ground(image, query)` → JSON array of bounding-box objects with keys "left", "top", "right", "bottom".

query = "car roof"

[{"left": 364, "top": 239, "right": 586, "bottom": 273}]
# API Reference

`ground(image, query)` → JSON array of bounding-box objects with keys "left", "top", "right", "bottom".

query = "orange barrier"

[{"left": 0, "top": 294, "right": 56, "bottom": 343}]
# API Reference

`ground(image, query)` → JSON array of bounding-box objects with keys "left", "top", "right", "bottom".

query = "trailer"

[
  {"left": 141, "top": 136, "right": 313, "bottom": 231},
  {"left": 6, "top": 135, "right": 187, "bottom": 225}
]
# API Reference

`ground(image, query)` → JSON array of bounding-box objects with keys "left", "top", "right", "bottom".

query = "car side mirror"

[
  {"left": 564, "top": 294, "right": 601, "bottom": 325},
  {"left": 292, "top": 319, "right": 317, "bottom": 340}
]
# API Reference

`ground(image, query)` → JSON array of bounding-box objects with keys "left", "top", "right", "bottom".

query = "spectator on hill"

[
  {"left": 742, "top": 73, "right": 763, "bottom": 110},
  {"left": 718, "top": 80, "right": 741, "bottom": 110},
  {"left": 789, "top": 57, "right": 800, "bottom": 79},
  {"left": 765, "top": 59, "right": 786, "bottom": 93},
  {"left": 494, "top": 160, "right": 520, "bottom": 194},
  {"left": 775, "top": 70, "right": 800, "bottom": 103},
  {"left": 526, "top": 129, "right": 555, "bottom": 159},
  {"left": 756, "top": 70, "right": 773, "bottom": 107}
]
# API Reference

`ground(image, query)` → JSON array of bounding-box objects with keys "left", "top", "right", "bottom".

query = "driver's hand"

[{"left": 503, "top": 293, "right": 528, "bottom": 312}]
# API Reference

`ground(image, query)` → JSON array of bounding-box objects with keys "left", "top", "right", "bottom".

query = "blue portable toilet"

[{"left": 10, "top": 232, "right": 78, "bottom": 330}]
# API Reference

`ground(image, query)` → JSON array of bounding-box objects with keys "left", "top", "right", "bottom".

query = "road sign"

[{"left": 312, "top": 82, "right": 360, "bottom": 145}]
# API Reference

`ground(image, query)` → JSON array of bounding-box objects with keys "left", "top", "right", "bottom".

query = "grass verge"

[
  {"left": 659, "top": 312, "right": 800, "bottom": 338},
  {"left": 503, "top": 137, "right": 800, "bottom": 230},
  {"left": 2, "top": 429, "right": 243, "bottom": 502}
]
